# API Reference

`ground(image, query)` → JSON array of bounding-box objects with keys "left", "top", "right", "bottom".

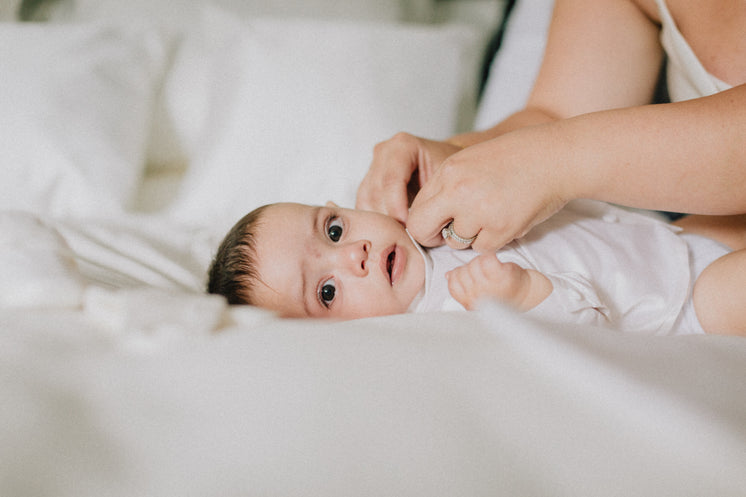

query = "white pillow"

[
  {"left": 164, "top": 7, "right": 483, "bottom": 234},
  {"left": 48, "top": 0, "right": 407, "bottom": 28},
  {"left": 475, "top": 0, "right": 554, "bottom": 129},
  {"left": 0, "top": 22, "right": 167, "bottom": 218}
]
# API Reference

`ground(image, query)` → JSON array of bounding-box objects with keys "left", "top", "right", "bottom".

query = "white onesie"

[{"left": 408, "top": 200, "right": 730, "bottom": 336}]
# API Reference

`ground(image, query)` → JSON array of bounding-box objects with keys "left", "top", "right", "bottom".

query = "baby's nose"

[{"left": 340, "top": 240, "right": 370, "bottom": 276}]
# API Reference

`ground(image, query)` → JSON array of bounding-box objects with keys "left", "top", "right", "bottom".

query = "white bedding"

[{"left": 2, "top": 1, "right": 745, "bottom": 495}]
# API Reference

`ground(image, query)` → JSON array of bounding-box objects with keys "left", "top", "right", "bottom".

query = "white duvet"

[{"left": 1, "top": 1, "right": 745, "bottom": 495}]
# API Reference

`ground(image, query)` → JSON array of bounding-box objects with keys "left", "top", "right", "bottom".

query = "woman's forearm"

[
  {"left": 548, "top": 84, "right": 746, "bottom": 215},
  {"left": 448, "top": 107, "right": 560, "bottom": 148}
]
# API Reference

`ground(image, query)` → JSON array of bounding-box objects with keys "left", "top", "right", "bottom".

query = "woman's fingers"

[
  {"left": 407, "top": 135, "right": 567, "bottom": 252},
  {"left": 356, "top": 132, "right": 463, "bottom": 225},
  {"left": 356, "top": 133, "right": 419, "bottom": 223},
  {"left": 406, "top": 173, "right": 452, "bottom": 247},
  {"left": 408, "top": 152, "right": 499, "bottom": 250},
  {"left": 356, "top": 174, "right": 410, "bottom": 224}
]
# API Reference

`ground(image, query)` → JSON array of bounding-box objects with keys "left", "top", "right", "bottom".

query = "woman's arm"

[
  {"left": 407, "top": 83, "right": 746, "bottom": 251},
  {"left": 358, "top": 0, "right": 664, "bottom": 219},
  {"left": 568, "top": 83, "right": 746, "bottom": 214},
  {"left": 449, "top": 0, "right": 664, "bottom": 147}
]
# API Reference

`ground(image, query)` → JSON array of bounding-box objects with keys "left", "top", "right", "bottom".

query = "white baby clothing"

[
  {"left": 655, "top": 0, "right": 732, "bottom": 101},
  {"left": 409, "top": 200, "right": 730, "bottom": 336}
]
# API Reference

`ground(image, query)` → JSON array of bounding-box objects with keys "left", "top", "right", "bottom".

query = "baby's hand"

[{"left": 446, "top": 254, "right": 552, "bottom": 311}]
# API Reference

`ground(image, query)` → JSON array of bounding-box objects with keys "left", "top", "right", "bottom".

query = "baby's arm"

[
  {"left": 446, "top": 254, "right": 552, "bottom": 311},
  {"left": 447, "top": 254, "right": 612, "bottom": 327}
]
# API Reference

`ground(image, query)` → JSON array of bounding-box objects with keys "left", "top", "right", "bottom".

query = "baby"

[{"left": 207, "top": 199, "right": 745, "bottom": 335}]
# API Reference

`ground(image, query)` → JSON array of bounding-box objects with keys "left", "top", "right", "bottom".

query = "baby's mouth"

[
  {"left": 381, "top": 245, "right": 405, "bottom": 286},
  {"left": 381, "top": 245, "right": 396, "bottom": 285},
  {"left": 387, "top": 250, "right": 395, "bottom": 283}
]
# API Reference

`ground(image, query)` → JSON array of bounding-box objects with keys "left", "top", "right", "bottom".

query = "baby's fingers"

[
  {"left": 447, "top": 260, "right": 495, "bottom": 310},
  {"left": 446, "top": 266, "right": 476, "bottom": 310},
  {"left": 447, "top": 255, "right": 524, "bottom": 310},
  {"left": 468, "top": 253, "right": 505, "bottom": 278}
]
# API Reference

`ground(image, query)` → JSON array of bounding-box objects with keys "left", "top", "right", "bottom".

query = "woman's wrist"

[
  {"left": 506, "top": 120, "right": 583, "bottom": 208},
  {"left": 444, "top": 132, "right": 482, "bottom": 150},
  {"left": 447, "top": 107, "right": 560, "bottom": 151}
]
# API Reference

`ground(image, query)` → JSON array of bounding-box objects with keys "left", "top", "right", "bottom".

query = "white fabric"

[
  {"left": 0, "top": 21, "right": 167, "bottom": 218},
  {"left": 0, "top": 211, "right": 85, "bottom": 308},
  {"left": 655, "top": 0, "right": 732, "bottom": 102},
  {"left": 163, "top": 6, "right": 483, "bottom": 235},
  {"left": 83, "top": 287, "right": 227, "bottom": 351},
  {"left": 475, "top": 0, "right": 555, "bottom": 128},
  {"left": 52, "top": 214, "right": 217, "bottom": 292},
  {"left": 408, "top": 235, "right": 475, "bottom": 313},
  {"left": 412, "top": 200, "right": 717, "bottom": 335},
  {"left": 49, "top": 0, "right": 408, "bottom": 27},
  {"left": 2, "top": 304, "right": 746, "bottom": 496}
]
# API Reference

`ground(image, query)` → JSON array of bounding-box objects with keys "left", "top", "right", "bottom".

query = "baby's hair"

[{"left": 207, "top": 204, "right": 270, "bottom": 305}]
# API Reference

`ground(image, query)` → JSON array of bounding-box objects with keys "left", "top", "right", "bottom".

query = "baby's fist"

[{"left": 446, "top": 254, "right": 550, "bottom": 311}]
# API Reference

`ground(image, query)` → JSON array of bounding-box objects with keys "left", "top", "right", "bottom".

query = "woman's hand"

[
  {"left": 355, "top": 132, "right": 462, "bottom": 224},
  {"left": 407, "top": 129, "right": 569, "bottom": 252}
]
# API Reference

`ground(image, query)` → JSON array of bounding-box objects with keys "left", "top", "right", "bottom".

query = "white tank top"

[{"left": 655, "top": 0, "right": 732, "bottom": 101}]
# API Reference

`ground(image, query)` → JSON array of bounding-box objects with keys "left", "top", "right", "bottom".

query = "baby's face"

[{"left": 252, "top": 203, "right": 425, "bottom": 319}]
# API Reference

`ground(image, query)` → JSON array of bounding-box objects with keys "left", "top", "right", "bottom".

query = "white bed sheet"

[{"left": 2, "top": 303, "right": 745, "bottom": 496}]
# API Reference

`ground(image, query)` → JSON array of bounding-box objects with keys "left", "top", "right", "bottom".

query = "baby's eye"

[
  {"left": 318, "top": 278, "right": 336, "bottom": 307},
  {"left": 327, "top": 217, "right": 343, "bottom": 242}
]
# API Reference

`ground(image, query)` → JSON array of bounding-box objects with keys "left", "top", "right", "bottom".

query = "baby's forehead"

[
  {"left": 251, "top": 204, "right": 315, "bottom": 303},
  {"left": 252, "top": 204, "right": 300, "bottom": 235},
  {"left": 259, "top": 202, "right": 318, "bottom": 227}
]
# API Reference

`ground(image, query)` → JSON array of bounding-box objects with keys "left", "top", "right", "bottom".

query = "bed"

[{"left": 2, "top": 0, "right": 745, "bottom": 495}]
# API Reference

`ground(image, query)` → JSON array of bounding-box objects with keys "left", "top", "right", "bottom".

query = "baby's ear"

[{"left": 325, "top": 201, "right": 339, "bottom": 208}]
